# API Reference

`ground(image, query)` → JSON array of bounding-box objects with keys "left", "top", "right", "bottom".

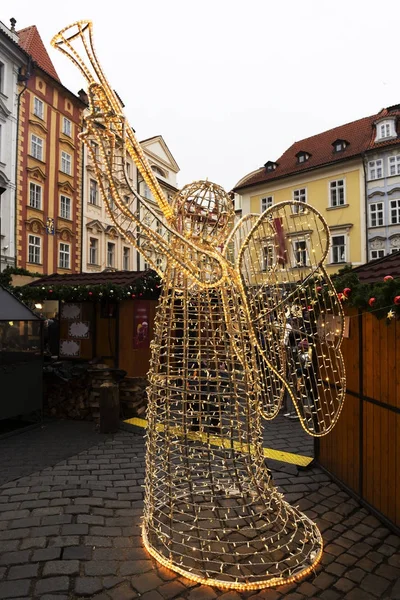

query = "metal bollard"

[{"left": 99, "top": 381, "right": 120, "bottom": 433}]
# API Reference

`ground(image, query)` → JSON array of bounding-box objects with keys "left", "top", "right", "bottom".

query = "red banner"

[
  {"left": 273, "top": 217, "right": 287, "bottom": 265},
  {"left": 133, "top": 301, "right": 150, "bottom": 349}
]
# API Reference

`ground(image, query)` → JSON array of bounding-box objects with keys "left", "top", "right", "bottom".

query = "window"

[
  {"left": 388, "top": 155, "right": 400, "bottom": 176},
  {"left": 333, "top": 140, "right": 347, "bottom": 153},
  {"left": 391, "top": 247, "right": 400, "bottom": 254},
  {"left": 390, "top": 199, "right": 400, "bottom": 224},
  {"left": 123, "top": 195, "right": 129, "bottom": 205},
  {"left": 123, "top": 247, "right": 130, "bottom": 270},
  {"left": 370, "top": 249, "right": 385, "bottom": 260},
  {"left": 293, "top": 188, "right": 307, "bottom": 213},
  {"left": 369, "top": 202, "right": 384, "bottom": 227},
  {"left": 376, "top": 120, "right": 396, "bottom": 141},
  {"left": 61, "top": 151, "right": 72, "bottom": 175},
  {"left": 296, "top": 152, "right": 310, "bottom": 164},
  {"left": 29, "top": 183, "right": 42, "bottom": 210},
  {"left": 262, "top": 245, "right": 274, "bottom": 271},
  {"left": 89, "top": 238, "right": 98, "bottom": 265},
  {"left": 60, "top": 195, "right": 71, "bottom": 220},
  {"left": 0, "top": 62, "right": 4, "bottom": 94},
  {"left": 143, "top": 183, "right": 152, "bottom": 199},
  {"left": 59, "top": 243, "right": 70, "bottom": 269},
  {"left": 293, "top": 240, "right": 308, "bottom": 266},
  {"left": 126, "top": 162, "right": 131, "bottom": 179},
  {"left": 330, "top": 179, "right": 345, "bottom": 207},
  {"left": 261, "top": 196, "right": 273, "bottom": 212},
  {"left": 107, "top": 242, "right": 115, "bottom": 267},
  {"left": 62, "top": 117, "right": 72, "bottom": 137},
  {"left": 28, "top": 235, "right": 41, "bottom": 264},
  {"left": 33, "top": 97, "right": 44, "bottom": 119},
  {"left": 90, "top": 140, "right": 99, "bottom": 160},
  {"left": 331, "top": 235, "right": 346, "bottom": 264},
  {"left": 89, "top": 179, "right": 98, "bottom": 205},
  {"left": 31, "top": 134, "right": 43, "bottom": 160},
  {"left": 368, "top": 159, "right": 383, "bottom": 180}
]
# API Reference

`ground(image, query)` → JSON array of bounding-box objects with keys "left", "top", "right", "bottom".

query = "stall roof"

[
  {"left": 352, "top": 250, "right": 400, "bottom": 283},
  {"left": 27, "top": 270, "right": 150, "bottom": 287},
  {"left": 0, "top": 286, "right": 41, "bottom": 321}
]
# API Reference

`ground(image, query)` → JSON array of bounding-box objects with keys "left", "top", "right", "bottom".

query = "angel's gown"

[{"left": 142, "top": 261, "right": 322, "bottom": 589}]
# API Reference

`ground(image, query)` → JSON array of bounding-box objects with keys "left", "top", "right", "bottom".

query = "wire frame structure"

[{"left": 52, "top": 21, "right": 346, "bottom": 590}]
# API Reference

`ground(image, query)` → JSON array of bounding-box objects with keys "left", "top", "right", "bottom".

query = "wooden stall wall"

[
  {"left": 317, "top": 309, "right": 400, "bottom": 530},
  {"left": 59, "top": 302, "right": 94, "bottom": 360},
  {"left": 118, "top": 299, "right": 158, "bottom": 377}
]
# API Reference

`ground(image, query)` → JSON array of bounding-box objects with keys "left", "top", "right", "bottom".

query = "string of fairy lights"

[{"left": 51, "top": 20, "right": 346, "bottom": 590}]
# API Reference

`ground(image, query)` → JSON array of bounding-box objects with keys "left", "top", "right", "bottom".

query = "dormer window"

[
  {"left": 332, "top": 139, "right": 348, "bottom": 153},
  {"left": 296, "top": 151, "right": 310, "bottom": 164},
  {"left": 375, "top": 118, "right": 396, "bottom": 142},
  {"left": 264, "top": 161, "right": 277, "bottom": 172}
]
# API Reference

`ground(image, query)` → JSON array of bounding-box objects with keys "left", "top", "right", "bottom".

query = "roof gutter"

[{"left": 361, "top": 153, "right": 369, "bottom": 263}]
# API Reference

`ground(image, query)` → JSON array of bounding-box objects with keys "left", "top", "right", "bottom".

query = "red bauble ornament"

[
  {"left": 88, "top": 291, "right": 93, "bottom": 296},
  {"left": 368, "top": 297, "right": 376, "bottom": 307},
  {"left": 131, "top": 294, "right": 136, "bottom": 298},
  {"left": 384, "top": 275, "right": 393, "bottom": 282},
  {"left": 343, "top": 287, "right": 351, "bottom": 298},
  {"left": 394, "top": 296, "right": 400, "bottom": 306},
  {"left": 49, "top": 289, "right": 53, "bottom": 293},
  {"left": 316, "top": 286, "right": 322, "bottom": 292},
  {"left": 338, "top": 293, "right": 344, "bottom": 301}
]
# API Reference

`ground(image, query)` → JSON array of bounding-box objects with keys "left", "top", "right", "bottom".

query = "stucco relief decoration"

[
  {"left": 371, "top": 238, "right": 385, "bottom": 250},
  {"left": 61, "top": 303, "right": 81, "bottom": 320},
  {"left": 390, "top": 235, "right": 400, "bottom": 248},
  {"left": 52, "top": 20, "right": 347, "bottom": 591},
  {"left": 68, "top": 321, "right": 90, "bottom": 339}
]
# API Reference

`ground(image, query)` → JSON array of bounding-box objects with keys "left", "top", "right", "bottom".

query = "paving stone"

[
  {"left": 121, "top": 560, "right": 154, "bottom": 576},
  {"left": 7, "top": 562, "right": 39, "bottom": 579},
  {"left": 377, "top": 542, "right": 397, "bottom": 557},
  {"left": 63, "top": 545, "right": 93, "bottom": 560},
  {"left": 75, "top": 576, "right": 103, "bottom": 595},
  {"left": 375, "top": 562, "right": 400, "bottom": 580},
  {"left": 85, "top": 561, "right": 119, "bottom": 576},
  {"left": 35, "top": 576, "right": 70, "bottom": 594},
  {"left": 343, "top": 589, "right": 376, "bottom": 600},
  {"left": 345, "top": 567, "right": 367, "bottom": 583},
  {"left": 157, "top": 580, "right": 187, "bottom": 599},
  {"left": 131, "top": 572, "right": 164, "bottom": 594},
  {"left": 61, "top": 523, "right": 89, "bottom": 535},
  {"left": 139, "top": 592, "right": 163, "bottom": 600},
  {"left": 103, "top": 576, "right": 126, "bottom": 589},
  {"left": 187, "top": 586, "right": 218, "bottom": 600},
  {"left": 334, "top": 577, "right": 356, "bottom": 592},
  {"left": 312, "top": 571, "right": 336, "bottom": 589},
  {"left": 0, "top": 579, "right": 31, "bottom": 598},
  {"left": 318, "top": 591, "right": 341, "bottom": 600},
  {"left": 31, "top": 547, "right": 62, "bottom": 562},
  {"left": 296, "top": 581, "right": 318, "bottom": 596},
  {"left": 48, "top": 535, "right": 80, "bottom": 547},
  {"left": 109, "top": 583, "right": 138, "bottom": 600},
  {"left": 0, "top": 550, "right": 30, "bottom": 565},
  {"left": 43, "top": 559, "right": 80, "bottom": 576},
  {"left": 217, "top": 593, "right": 242, "bottom": 600},
  {"left": 359, "top": 573, "right": 390, "bottom": 597}
]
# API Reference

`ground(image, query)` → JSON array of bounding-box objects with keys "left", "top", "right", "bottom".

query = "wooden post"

[{"left": 99, "top": 381, "right": 119, "bottom": 433}]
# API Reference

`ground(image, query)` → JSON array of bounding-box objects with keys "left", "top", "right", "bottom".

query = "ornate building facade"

[
  {"left": 15, "top": 24, "right": 85, "bottom": 274},
  {"left": 82, "top": 134, "right": 179, "bottom": 272},
  {"left": 0, "top": 19, "right": 26, "bottom": 271},
  {"left": 234, "top": 105, "right": 400, "bottom": 273}
]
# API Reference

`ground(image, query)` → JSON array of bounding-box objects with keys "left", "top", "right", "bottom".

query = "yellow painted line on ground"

[{"left": 123, "top": 417, "right": 313, "bottom": 468}]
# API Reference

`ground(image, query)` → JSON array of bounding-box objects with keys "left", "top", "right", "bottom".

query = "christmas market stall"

[
  {"left": 0, "top": 285, "right": 43, "bottom": 421},
  {"left": 316, "top": 251, "right": 400, "bottom": 532},
  {"left": 16, "top": 270, "right": 161, "bottom": 420}
]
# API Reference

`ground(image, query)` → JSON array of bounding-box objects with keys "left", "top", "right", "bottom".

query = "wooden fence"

[{"left": 316, "top": 308, "right": 400, "bottom": 531}]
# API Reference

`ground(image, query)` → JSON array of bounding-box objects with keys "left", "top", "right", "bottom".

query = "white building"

[
  {"left": 82, "top": 134, "right": 179, "bottom": 272},
  {"left": 0, "top": 19, "right": 27, "bottom": 271}
]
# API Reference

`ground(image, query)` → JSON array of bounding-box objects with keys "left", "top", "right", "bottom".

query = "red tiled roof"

[
  {"left": 18, "top": 25, "right": 60, "bottom": 82},
  {"left": 352, "top": 251, "right": 400, "bottom": 283},
  {"left": 234, "top": 106, "right": 400, "bottom": 192},
  {"left": 28, "top": 270, "right": 150, "bottom": 287}
]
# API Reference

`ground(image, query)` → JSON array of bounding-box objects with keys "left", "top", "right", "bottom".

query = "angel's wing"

[{"left": 238, "top": 200, "right": 346, "bottom": 437}]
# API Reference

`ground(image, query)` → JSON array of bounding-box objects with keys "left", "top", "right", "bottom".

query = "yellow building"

[{"left": 233, "top": 114, "right": 382, "bottom": 275}]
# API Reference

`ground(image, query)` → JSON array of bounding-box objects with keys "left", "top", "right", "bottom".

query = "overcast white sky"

[{"left": 10, "top": 0, "right": 400, "bottom": 191}]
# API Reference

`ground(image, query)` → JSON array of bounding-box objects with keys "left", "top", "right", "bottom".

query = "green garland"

[
  {"left": 9, "top": 270, "right": 162, "bottom": 304},
  {"left": 0, "top": 266, "right": 44, "bottom": 288},
  {"left": 331, "top": 265, "right": 400, "bottom": 319}
]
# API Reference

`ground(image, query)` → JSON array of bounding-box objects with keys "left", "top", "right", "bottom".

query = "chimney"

[{"left": 10, "top": 17, "right": 16, "bottom": 32}]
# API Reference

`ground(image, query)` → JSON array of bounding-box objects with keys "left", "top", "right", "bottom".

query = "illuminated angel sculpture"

[{"left": 52, "top": 22, "right": 346, "bottom": 590}]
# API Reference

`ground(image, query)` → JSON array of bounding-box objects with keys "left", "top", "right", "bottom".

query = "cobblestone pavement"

[
  {"left": 0, "top": 420, "right": 110, "bottom": 487},
  {"left": 262, "top": 414, "right": 313, "bottom": 458},
  {"left": 1, "top": 425, "right": 400, "bottom": 599}
]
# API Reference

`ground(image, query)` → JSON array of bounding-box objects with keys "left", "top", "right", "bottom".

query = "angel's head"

[{"left": 171, "top": 180, "right": 234, "bottom": 247}]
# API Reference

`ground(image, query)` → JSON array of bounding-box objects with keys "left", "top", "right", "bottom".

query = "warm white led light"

[{"left": 52, "top": 20, "right": 346, "bottom": 590}]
